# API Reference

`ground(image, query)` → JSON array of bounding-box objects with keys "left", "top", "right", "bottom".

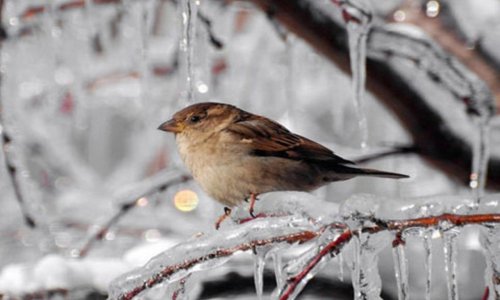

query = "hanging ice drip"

[
  {"left": 334, "top": 0, "right": 373, "bottom": 149},
  {"left": 179, "top": 0, "right": 200, "bottom": 105}
]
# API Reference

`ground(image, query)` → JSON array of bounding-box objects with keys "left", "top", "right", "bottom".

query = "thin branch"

[
  {"left": 278, "top": 212, "right": 500, "bottom": 300},
  {"left": 279, "top": 229, "right": 353, "bottom": 300},
  {"left": 114, "top": 212, "right": 500, "bottom": 300},
  {"left": 386, "top": 0, "right": 500, "bottom": 109},
  {"left": 0, "top": 2, "right": 36, "bottom": 228},
  {"left": 352, "top": 144, "right": 417, "bottom": 164},
  {"left": 19, "top": 0, "right": 120, "bottom": 20},
  {"left": 77, "top": 172, "right": 191, "bottom": 257},
  {"left": 118, "top": 230, "right": 319, "bottom": 300}
]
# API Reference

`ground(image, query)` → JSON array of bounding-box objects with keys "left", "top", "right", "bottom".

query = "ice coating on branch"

[
  {"left": 111, "top": 169, "right": 189, "bottom": 205},
  {"left": 108, "top": 216, "right": 316, "bottom": 300},
  {"left": 368, "top": 23, "right": 494, "bottom": 197},
  {"left": 342, "top": 193, "right": 489, "bottom": 222},
  {"left": 231, "top": 191, "right": 340, "bottom": 223},
  {"left": 443, "top": 230, "right": 460, "bottom": 300},
  {"left": 369, "top": 23, "right": 495, "bottom": 118},
  {"left": 342, "top": 0, "right": 372, "bottom": 149},
  {"left": 481, "top": 225, "right": 500, "bottom": 299},
  {"left": 392, "top": 237, "right": 409, "bottom": 300},
  {"left": 275, "top": 227, "right": 344, "bottom": 300}
]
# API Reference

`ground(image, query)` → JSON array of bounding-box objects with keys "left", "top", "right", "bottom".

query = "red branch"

[
  {"left": 279, "top": 229, "right": 353, "bottom": 300},
  {"left": 20, "top": 0, "right": 120, "bottom": 20},
  {"left": 115, "top": 212, "right": 500, "bottom": 300},
  {"left": 118, "top": 230, "right": 319, "bottom": 300}
]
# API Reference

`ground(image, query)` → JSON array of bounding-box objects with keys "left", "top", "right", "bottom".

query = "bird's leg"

[
  {"left": 215, "top": 207, "right": 232, "bottom": 230},
  {"left": 248, "top": 193, "right": 258, "bottom": 218}
]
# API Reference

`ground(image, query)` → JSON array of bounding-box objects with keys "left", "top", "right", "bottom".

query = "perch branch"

[
  {"left": 244, "top": 0, "right": 500, "bottom": 189},
  {"left": 115, "top": 212, "right": 500, "bottom": 300},
  {"left": 118, "top": 230, "right": 319, "bottom": 300},
  {"left": 278, "top": 212, "right": 500, "bottom": 300}
]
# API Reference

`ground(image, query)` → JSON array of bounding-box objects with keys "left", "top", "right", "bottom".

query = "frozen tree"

[{"left": 0, "top": 0, "right": 500, "bottom": 299}]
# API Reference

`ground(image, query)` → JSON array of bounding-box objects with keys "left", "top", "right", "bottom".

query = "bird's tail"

[{"left": 331, "top": 164, "right": 409, "bottom": 179}]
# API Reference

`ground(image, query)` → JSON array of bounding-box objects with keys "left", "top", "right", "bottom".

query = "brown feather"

[{"left": 225, "top": 113, "right": 354, "bottom": 165}]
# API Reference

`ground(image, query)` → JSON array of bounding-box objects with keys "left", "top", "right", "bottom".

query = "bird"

[{"left": 158, "top": 102, "right": 408, "bottom": 229}]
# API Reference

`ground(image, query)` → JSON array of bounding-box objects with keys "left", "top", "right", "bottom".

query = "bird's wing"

[{"left": 225, "top": 115, "right": 354, "bottom": 164}]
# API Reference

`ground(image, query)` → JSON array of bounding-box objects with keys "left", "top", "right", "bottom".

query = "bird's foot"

[
  {"left": 215, "top": 207, "right": 232, "bottom": 230},
  {"left": 248, "top": 193, "right": 259, "bottom": 218}
]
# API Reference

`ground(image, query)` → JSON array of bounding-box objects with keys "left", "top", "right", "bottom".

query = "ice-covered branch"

[
  {"left": 107, "top": 192, "right": 500, "bottom": 300},
  {"left": 0, "top": 12, "right": 36, "bottom": 228},
  {"left": 19, "top": 0, "right": 120, "bottom": 21},
  {"left": 244, "top": 0, "right": 500, "bottom": 189},
  {"left": 78, "top": 170, "right": 191, "bottom": 257},
  {"left": 109, "top": 216, "right": 320, "bottom": 300},
  {"left": 279, "top": 210, "right": 500, "bottom": 299}
]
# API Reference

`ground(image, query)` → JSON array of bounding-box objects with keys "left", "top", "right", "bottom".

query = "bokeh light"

[{"left": 174, "top": 190, "right": 199, "bottom": 212}]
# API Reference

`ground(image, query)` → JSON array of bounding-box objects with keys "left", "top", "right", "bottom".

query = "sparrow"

[{"left": 159, "top": 102, "right": 408, "bottom": 228}]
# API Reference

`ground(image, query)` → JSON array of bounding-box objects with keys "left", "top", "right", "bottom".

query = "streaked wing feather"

[{"left": 225, "top": 116, "right": 354, "bottom": 164}]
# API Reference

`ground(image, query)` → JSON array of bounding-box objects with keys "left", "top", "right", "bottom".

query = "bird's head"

[{"left": 158, "top": 102, "right": 240, "bottom": 137}]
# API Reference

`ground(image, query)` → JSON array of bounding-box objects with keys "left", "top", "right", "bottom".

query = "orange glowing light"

[
  {"left": 136, "top": 197, "right": 149, "bottom": 207},
  {"left": 174, "top": 190, "right": 199, "bottom": 212}
]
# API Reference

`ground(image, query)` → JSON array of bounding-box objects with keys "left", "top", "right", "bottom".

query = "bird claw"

[
  {"left": 249, "top": 208, "right": 256, "bottom": 218},
  {"left": 248, "top": 193, "right": 258, "bottom": 218},
  {"left": 215, "top": 207, "right": 232, "bottom": 230}
]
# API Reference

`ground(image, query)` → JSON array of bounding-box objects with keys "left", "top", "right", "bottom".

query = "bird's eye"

[{"left": 190, "top": 115, "right": 201, "bottom": 123}]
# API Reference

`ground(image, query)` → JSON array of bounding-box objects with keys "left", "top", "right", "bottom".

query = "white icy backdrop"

[{"left": 0, "top": 0, "right": 499, "bottom": 299}]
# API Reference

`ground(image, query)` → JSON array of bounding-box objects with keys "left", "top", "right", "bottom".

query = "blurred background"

[{"left": 0, "top": 0, "right": 499, "bottom": 299}]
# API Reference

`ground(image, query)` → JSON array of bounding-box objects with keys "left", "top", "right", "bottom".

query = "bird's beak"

[{"left": 158, "top": 119, "right": 184, "bottom": 133}]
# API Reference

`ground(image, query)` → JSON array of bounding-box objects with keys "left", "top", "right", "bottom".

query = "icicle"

[
  {"left": 443, "top": 230, "right": 459, "bottom": 300},
  {"left": 347, "top": 232, "right": 385, "bottom": 300},
  {"left": 342, "top": 0, "right": 372, "bottom": 149},
  {"left": 139, "top": 0, "right": 153, "bottom": 106},
  {"left": 350, "top": 236, "right": 362, "bottom": 299},
  {"left": 254, "top": 248, "right": 266, "bottom": 300},
  {"left": 337, "top": 251, "right": 344, "bottom": 282},
  {"left": 481, "top": 225, "right": 500, "bottom": 300},
  {"left": 392, "top": 235, "right": 409, "bottom": 300},
  {"left": 170, "top": 275, "right": 191, "bottom": 300},
  {"left": 276, "top": 229, "right": 346, "bottom": 300},
  {"left": 179, "top": 0, "right": 199, "bottom": 104},
  {"left": 470, "top": 116, "right": 490, "bottom": 201},
  {"left": 272, "top": 250, "right": 284, "bottom": 291},
  {"left": 423, "top": 230, "right": 433, "bottom": 300}
]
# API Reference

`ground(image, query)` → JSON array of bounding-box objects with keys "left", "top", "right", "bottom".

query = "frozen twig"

[
  {"left": 111, "top": 211, "right": 500, "bottom": 300},
  {"left": 352, "top": 144, "right": 417, "bottom": 164},
  {"left": 19, "top": 0, "right": 120, "bottom": 20},
  {"left": 0, "top": 6, "right": 36, "bottom": 228},
  {"left": 278, "top": 212, "right": 500, "bottom": 299},
  {"left": 77, "top": 170, "right": 191, "bottom": 257},
  {"left": 387, "top": 0, "right": 500, "bottom": 108},
  {"left": 111, "top": 217, "right": 319, "bottom": 300}
]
